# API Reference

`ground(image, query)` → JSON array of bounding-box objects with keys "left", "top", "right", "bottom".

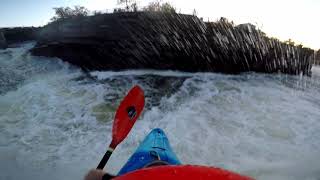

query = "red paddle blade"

[{"left": 110, "top": 85, "right": 145, "bottom": 149}]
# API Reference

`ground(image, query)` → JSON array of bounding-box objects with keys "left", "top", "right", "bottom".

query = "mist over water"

[{"left": 1, "top": 43, "right": 320, "bottom": 180}]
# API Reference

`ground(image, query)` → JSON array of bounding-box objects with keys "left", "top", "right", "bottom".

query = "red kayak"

[
  {"left": 97, "top": 86, "right": 253, "bottom": 180},
  {"left": 114, "top": 165, "right": 253, "bottom": 180}
]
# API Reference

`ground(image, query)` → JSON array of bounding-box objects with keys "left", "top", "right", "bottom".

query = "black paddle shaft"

[{"left": 97, "top": 149, "right": 113, "bottom": 169}]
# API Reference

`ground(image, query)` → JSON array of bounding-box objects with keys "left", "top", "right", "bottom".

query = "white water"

[{"left": 1, "top": 43, "right": 320, "bottom": 180}]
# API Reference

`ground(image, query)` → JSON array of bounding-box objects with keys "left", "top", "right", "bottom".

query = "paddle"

[{"left": 97, "top": 85, "right": 145, "bottom": 170}]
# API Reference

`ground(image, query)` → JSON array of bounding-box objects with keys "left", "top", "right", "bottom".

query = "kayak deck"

[
  {"left": 117, "top": 128, "right": 181, "bottom": 175},
  {"left": 115, "top": 165, "right": 253, "bottom": 180}
]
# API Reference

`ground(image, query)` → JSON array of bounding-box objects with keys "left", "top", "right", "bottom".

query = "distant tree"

[
  {"left": 142, "top": 1, "right": 160, "bottom": 12},
  {"left": 51, "top": 6, "right": 89, "bottom": 22},
  {"left": 113, "top": 8, "right": 126, "bottom": 13},
  {"left": 143, "top": 1, "right": 176, "bottom": 13},
  {"left": 118, "top": 0, "right": 133, "bottom": 11},
  {"left": 131, "top": 2, "right": 138, "bottom": 12},
  {"left": 284, "top": 39, "right": 295, "bottom": 46},
  {"left": 160, "top": 2, "right": 176, "bottom": 13},
  {"left": 192, "top": 9, "right": 198, "bottom": 16},
  {"left": 50, "top": 7, "right": 72, "bottom": 21},
  {"left": 93, "top": 10, "right": 103, "bottom": 15},
  {"left": 73, "top": 6, "right": 89, "bottom": 16},
  {"left": 297, "top": 44, "right": 303, "bottom": 48},
  {"left": 116, "top": 0, "right": 139, "bottom": 12}
]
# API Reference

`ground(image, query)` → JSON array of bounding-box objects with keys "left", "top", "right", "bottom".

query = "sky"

[{"left": 0, "top": 0, "right": 319, "bottom": 50}]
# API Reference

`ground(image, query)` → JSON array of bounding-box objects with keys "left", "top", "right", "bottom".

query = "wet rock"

[
  {"left": 0, "top": 31, "right": 7, "bottom": 49},
  {"left": 30, "top": 12, "right": 314, "bottom": 76},
  {"left": 0, "top": 27, "right": 39, "bottom": 46},
  {"left": 315, "top": 50, "right": 320, "bottom": 65}
]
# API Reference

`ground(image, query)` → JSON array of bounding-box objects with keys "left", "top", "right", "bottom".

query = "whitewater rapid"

[{"left": 0, "top": 43, "right": 320, "bottom": 180}]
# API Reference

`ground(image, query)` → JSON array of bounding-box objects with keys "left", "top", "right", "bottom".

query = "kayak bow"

[
  {"left": 117, "top": 128, "right": 253, "bottom": 179},
  {"left": 115, "top": 165, "right": 253, "bottom": 180},
  {"left": 118, "top": 128, "right": 181, "bottom": 175}
]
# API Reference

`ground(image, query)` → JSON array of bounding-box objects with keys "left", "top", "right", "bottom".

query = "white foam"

[
  {"left": 312, "top": 65, "right": 320, "bottom": 76},
  {"left": 89, "top": 69, "right": 230, "bottom": 80},
  {"left": 1, "top": 44, "right": 320, "bottom": 180}
]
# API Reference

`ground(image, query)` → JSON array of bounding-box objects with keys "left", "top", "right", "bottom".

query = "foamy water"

[{"left": 0, "top": 43, "right": 320, "bottom": 180}]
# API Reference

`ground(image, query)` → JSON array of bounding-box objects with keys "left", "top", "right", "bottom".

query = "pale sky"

[{"left": 0, "top": 0, "right": 319, "bottom": 50}]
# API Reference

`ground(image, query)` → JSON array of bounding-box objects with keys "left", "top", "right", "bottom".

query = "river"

[{"left": 0, "top": 42, "right": 320, "bottom": 180}]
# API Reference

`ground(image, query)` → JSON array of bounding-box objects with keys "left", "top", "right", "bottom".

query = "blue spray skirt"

[{"left": 118, "top": 128, "right": 181, "bottom": 175}]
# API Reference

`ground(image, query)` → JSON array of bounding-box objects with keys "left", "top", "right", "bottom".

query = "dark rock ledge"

[{"left": 5, "top": 12, "right": 315, "bottom": 75}]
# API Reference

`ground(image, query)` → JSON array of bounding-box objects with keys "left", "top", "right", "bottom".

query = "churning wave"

[{"left": 0, "top": 43, "right": 320, "bottom": 180}]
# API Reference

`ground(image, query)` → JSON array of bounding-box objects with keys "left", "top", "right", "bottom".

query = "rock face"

[
  {"left": 315, "top": 50, "right": 320, "bottom": 65},
  {"left": 0, "top": 31, "right": 7, "bottom": 49},
  {"left": 31, "top": 12, "right": 314, "bottom": 75},
  {"left": 1, "top": 27, "right": 39, "bottom": 46}
]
